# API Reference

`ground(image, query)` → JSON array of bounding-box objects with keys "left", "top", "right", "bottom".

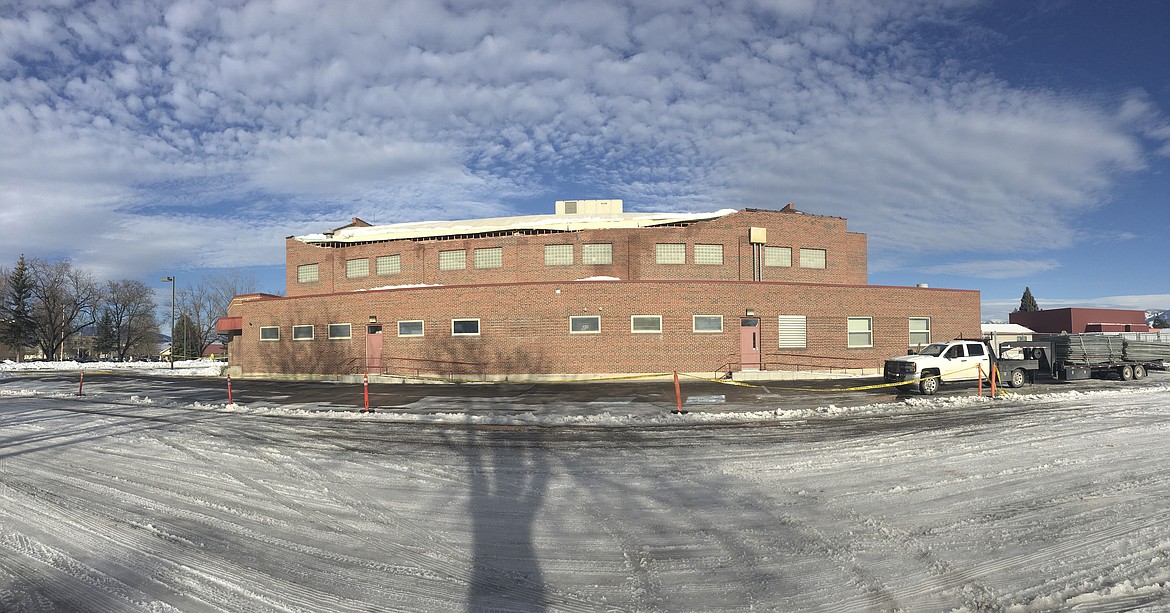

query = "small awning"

[{"left": 215, "top": 317, "right": 243, "bottom": 335}]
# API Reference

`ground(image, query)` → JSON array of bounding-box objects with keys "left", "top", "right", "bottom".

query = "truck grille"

[{"left": 884, "top": 361, "right": 915, "bottom": 376}]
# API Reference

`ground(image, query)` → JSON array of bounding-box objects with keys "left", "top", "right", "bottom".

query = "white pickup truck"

[{"left": 883, "top": 339, "right": 994, "bottom": 395}]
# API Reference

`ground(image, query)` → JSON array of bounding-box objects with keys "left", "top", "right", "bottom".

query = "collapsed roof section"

[{"left": 295, "top": 209, "right": 740, "bottom": 246}]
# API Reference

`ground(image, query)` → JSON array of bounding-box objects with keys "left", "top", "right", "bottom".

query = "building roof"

[{"left": 295, "top": 209, "right": 739, "bottom": 244}]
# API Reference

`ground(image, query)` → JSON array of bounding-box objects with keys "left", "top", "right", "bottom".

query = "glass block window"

[
  {"left": 631, "top": 315, "right": 662, "bottom": 333},
  {"left": 694, "top": 244, "right": 724, "bottom": 265},
  {"left": 847, "top": 317, "right": 873, "bottom": 348},
  {"left": 765, "top": 246, "right": 792, "bottom": 267},
  {"left": 297, "top": 263, "right": 319, "bottom": 284},
  {"left": 656, "top": 243, "right": 685, "bottom": 264},
  {"left": 328, "top": 323, "right": 352, "bottom": 339},
  {"left": 800, "top": 248, "right": 827, "bottom": 269},
  {"left": 474, "top": 247, "right": 503, "bottom": 269},
  {"left": 545, "top": 244, "right": 573, "bottom": 266},
  {"left": 582, "top": 243, "right": 612, "bottom": 265},
  {"left": 693, "top": 315, "right": 724, "bottom": 333},
  {"left": 345, "top": 258, "right": 369, "bottom": 278},
  {"left": 570, "top": 316, "right": 601, "bottom": 333},
  {"left": 398, "top": 320, "right": 424, "bottom": 336},
  {"left": 452, "top": 319, "right": 480, "bottom": 336},
  {"left": 439, "top": 250, "right": 466, "bottom": 271},
  {"left": 376, "top": 255, "right": 401, "bottom": 276},
  {"left": 259, "top": 326, "right": 280, "bottom": 341},
  {"left": 292, "top": 325, "right": 314, "bottom": 340},
  {"left": 909, "top": 317, "right": 931, "bottom": 346},
  {"left": 777, "top": 315, "right": 806, "bottom": 348}
]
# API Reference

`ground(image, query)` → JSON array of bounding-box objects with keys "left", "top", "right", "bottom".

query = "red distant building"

[{"left": 1010, "top": 308, "right": 1150, "bottom": 334}]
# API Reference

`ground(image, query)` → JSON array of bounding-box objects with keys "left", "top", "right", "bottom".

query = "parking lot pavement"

[{"left": 4, "top": 371, "right": 1166, "bottom": 417}]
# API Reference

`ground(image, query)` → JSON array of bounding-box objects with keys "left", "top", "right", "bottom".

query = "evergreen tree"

[
  {"left": 1018, "top": 287, "right": 1040, "bottom": 312},
  {"left": 93, "top": 309, "right": 118, "bottom": 357},
  {"left": 172, "top": 313, "right": 201, "bottom": 360},
  {"left": 0, "top": 255, "right": 37, "bottom": 361}
]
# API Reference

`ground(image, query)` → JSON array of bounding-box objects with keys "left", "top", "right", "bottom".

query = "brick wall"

[
  {"left": 285, "top": 209, "right": 868, "bottom": 297},
  {"left": 227, "top": 280, "right": 979, "bottom": 377}
]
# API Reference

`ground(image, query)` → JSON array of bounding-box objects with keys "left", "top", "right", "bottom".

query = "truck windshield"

[{"left": 916, "top": 343, "right": 947, "bottom": 357}]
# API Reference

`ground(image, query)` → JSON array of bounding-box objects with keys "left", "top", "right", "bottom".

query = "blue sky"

[{"left": 1, "top": 0, "right": 1167, "bottom": 322}]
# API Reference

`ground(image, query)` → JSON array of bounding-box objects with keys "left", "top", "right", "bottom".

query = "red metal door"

[
  {"left": 366, "top": 325, "right": 383, "bottom": 373},
  {"left": 740, "top": 318, "right": 761, "bottom": 370}
]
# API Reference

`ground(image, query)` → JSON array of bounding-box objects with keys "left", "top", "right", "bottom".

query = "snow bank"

[{"left": 0, "top": 358, "right": 225, "bottom": 377}]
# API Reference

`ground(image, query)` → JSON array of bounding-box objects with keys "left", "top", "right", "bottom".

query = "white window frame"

[
  {"left": 631, "top": 315, "right": 662, "bottom": 334},
  {"left": 327, "top": 323, "right": 352, "bottom": 339},
  {"left": 569, "top": 316, "right": 601, "bottom": 334},
  {"left": 847, "top": 317, "right": 873, "bottom": 348},
  {"left": 451, "top": 318, "right": 480, "bottom": 336},
  {"left": 397, "top": 320, "right": 424, "bottom": 337},
  {"left": 376, "top": 254, "right": 401, "bottom": 276},
  {"left": 439, "top": 249, "right": 466, "bottom": 271},
  {"left": 544, "top": 244, "right": 573, "bottom": 266},
  {"left": 582, "top": 243, "right": 612, "bottom": 265},
  {"left": 474, "top": 246, "right": 503, "bottom": 269},
  {"left": 656, "top": 243, "right": 686, "bottom": 264},
  {"left": 764, "top": 246, "right": 792, "bottom": 267},
  {"left": 259, "top": 326, "right": 280, "bottom": 341},
  {"left": 799, "top": 248, "right": 827, "bottom": 269},
  {"left": 345, "top": 258, "right": 369, "bottom": 279},
  {"left": 693, "top": 315, "right": 724, "bottom": 333},
  {"left": 909, "top": 317, "right": 931, "bottom": 346},
  {"left": 297, "top": 263, "right": 319, "bottom": 284},
  {"left": 694, "top": 244, "right": 724, "bottom": 265},
  {"left": 777, "top": 315, "right": 807, "bottom": 348},
  {"left": 292, "top": 325, "right": 314, "bottom": 340}
]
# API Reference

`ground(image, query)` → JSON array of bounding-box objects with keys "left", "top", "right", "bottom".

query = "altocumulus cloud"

[{"left": 0, "top": 0, "right": 1163, "bottom": 281}]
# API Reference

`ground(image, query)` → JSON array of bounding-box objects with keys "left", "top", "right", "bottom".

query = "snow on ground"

[
  {"left": 2, "top": 371, "right": 1170, "bottom": 611},
  {"left": 0, "top": 358, "right": 225, "bottom": 377}
]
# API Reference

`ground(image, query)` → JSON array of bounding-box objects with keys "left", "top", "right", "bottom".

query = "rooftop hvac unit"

[{"left": 555, "top": 199, "right": 624, "bottom": 216}]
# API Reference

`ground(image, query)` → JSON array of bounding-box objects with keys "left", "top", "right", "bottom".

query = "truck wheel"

[
  {"left": 1008, "top": 368, "right": 1027, "bottom": 388},
  {"left": 919, "top": 375, "right": 939, "bottom": 395},
  {"left": 1119, "top": 365, "right": 1133, "bottom": 381},
  {"left": 1133, "top": 365, "right": 1146, "bottom": 380}
]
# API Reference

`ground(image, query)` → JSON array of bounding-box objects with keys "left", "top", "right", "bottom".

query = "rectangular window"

[
  {"left": 398, "top": 320, "right": 424, "bottom": 337},
  {"left": 452, "top": 319, "right": 480, "bottom": 336},
  {"left": 800, "top": 248, "right": 827, "bottom": 269},
  {"left": 631, "top": 315, "right": 662, "bottom": 333},
  {"left": 376, "top": 255, "right": 401, "bottom": 276},
  {"left": 570, "top": 316, "right": 601, "bottom": 334},
  {"left": 292, "top": 325, "right": 314, "bottom": 340},
  {"left": 259, "top": 326, "right": 280, "bottom": 341},
  {"left": 545, "top": 244, "right": 573, "bottom": 266},
  {"left": 765, "top": 246, "right": 792, "bottom": 267},
  {"left": 582, "top": 243, "right": 612, "bottom": 265},
  {"left": 694, "top": 244, "right": 724, "bottom": 265},
  {"left": 474, "top": 247, "right": 503, "bottom": 269},
  {"left": 777, "top": 315, "right": 807, "bottom": 348},
  {"left": 656, "top": 243, "right": 685, "bottom": 264},
  {"left": 297, "top": 263, "right": 319, "bottom": 284},
  {"left": 693, "top": 315, "right": 724, "bottom": 333},
  {"left": 345, "top": 258, "right": 369, "bottom": 278},
  {"left": 327, "top": 323, "right": 352, "bottom": 339},
  {"left": 439, "top": 249, "right": 466, "bottom": 271},
  {"left": 847, "top": 317, "right": 873, "bottom": 348},
  {"left": 909, "top": 317, "right": 931, "bottom": 346}
]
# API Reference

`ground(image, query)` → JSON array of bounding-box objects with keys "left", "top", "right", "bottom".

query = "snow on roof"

[
  {"left": 296, "top": 209, "right": 739, "bottom": 244},
  {"left": 982, "top": 323, "right": 1034, "bottom": 334}
]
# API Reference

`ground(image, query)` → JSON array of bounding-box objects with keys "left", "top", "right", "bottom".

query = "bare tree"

[
  {"left": 28, "top": 258, "right": 100, "bottom": 360},
  {"left": 98, "top": 279, "right": 159, "bottom": 360},
  {"left": 174, "top": 270, "right": 258, "bottom": 358}
]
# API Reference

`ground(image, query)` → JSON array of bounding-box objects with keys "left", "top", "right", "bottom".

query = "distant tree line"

[{"left": 0, "top": 256, "right": 256, "bottom": 362}]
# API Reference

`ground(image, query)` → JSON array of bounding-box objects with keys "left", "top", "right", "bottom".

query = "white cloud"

[
  {"left": 920, "top": 259, "right": 1061, "bottom": 280},
  {"left": 0, "top": 0, "right": 1162, "bottom": 291}
]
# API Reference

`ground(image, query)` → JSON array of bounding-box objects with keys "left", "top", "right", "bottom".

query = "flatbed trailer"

[{"left": 995, "top": 336, "right": 1167, "bottom": 388}]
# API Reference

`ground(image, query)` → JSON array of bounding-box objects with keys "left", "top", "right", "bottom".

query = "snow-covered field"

[
  {"left": 0, "top": 358, "right": 225, "bottom": 377},
  {"left": 2, "top": 365, "right": 1170, "bottom": 612}
]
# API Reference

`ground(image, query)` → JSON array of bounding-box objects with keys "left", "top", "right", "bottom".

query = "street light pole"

[{"left": 162, "top": 276, "right": 175, "bottom": 369}]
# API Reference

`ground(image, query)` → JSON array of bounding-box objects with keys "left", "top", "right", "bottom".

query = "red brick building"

[
  {"left": 1010, "top": 308, "right": 1151, "bottom": 334},
  {"left": 218, "top": 201, "right": 980, "bottom": 380}
]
